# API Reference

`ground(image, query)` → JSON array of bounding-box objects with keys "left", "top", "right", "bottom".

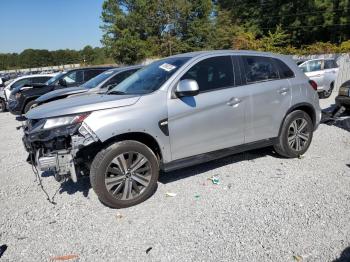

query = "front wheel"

[
  {"left": 90, "top": 140, "right": 159, "bottom": 208},
  {"left": 23, "top": 100, "right": 38, "bottom": 114},
  {"left": 274, "top": 110, "right": 314, "bottom": 158}
]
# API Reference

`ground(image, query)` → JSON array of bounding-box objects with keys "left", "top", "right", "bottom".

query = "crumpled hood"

[
  {"left": 26, "top": 93, "right": 141, "bottom": 119},
  {"left": 35, "top": 86, "right": 87, "bottom": 103}
]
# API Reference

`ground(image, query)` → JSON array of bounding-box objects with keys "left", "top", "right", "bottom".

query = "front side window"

[
  {"left": 102, "top": 69, "right": 139, "bottom": 90},
  {"left": 84, "top": 69, "right": 105, "bottom": 81},
  {"left": 108, "top": 57, "right": 190, "bottom": 95},
  {"left": 11, "top": 79, "right": 31, "bottom": 89},
  {"left": 63, "top": 71, "right": 84, "bottom": 84},
  {"left": 181, "top": 56, "right": 235, "bottom": 92},
  {"left": 82, "top": 69, "right": 117, "bottom": 89},
  {"left": 243, "top": 56, "right": 279, "bottom": 83},
  {"left": 45, "top": 72, "right": 64, "bottom": 85},
  {"left": 300, "top": 60, "right": 322, "bottom": 73}
]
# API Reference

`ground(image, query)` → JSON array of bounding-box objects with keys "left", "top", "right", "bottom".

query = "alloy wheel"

[
  {"left": 104, "top": 152, "right": 151, "bottom": 200},
  {"left": 287, "top": 118, "right": 310, "bottom": 152}
]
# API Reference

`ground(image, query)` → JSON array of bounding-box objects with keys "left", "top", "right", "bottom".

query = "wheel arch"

[
  {"left": 278, "top": 103, "right": 316, "bottom": 136},
  {"left": 100, "top": 132, "right": 163, "bottom": 162}
]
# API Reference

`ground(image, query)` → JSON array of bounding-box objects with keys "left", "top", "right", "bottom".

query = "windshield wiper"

[{"left": 108, "top": 90, "right": 126, "bottom": 95}]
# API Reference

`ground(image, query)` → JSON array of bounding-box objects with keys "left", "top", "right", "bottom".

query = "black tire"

[
  {"left": 90, "top": 140, "right": 159, "bottom": 208},
  {"left": 274, "top": 110, "right": 314, "bottom": 158},
  {"left": 322, "top": 82, "right": 334, "bottom": 99},
  {"left": 0, "top": 99, "right": 6, "bottom": 112},
  {"left": 23, "top": 100, "right": 38, "bottom": 114}
]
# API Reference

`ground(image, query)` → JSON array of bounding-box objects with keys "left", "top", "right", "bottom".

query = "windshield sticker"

[
  {"left": 104, "top": 71, "right": 114, "bottom": 75},
  {"left": 159, "top": 63, "right": 176, "bottom": 72}
]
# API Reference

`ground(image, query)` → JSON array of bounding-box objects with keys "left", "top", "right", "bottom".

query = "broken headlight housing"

[{"left": 43, "top": 113, "right": 90, "bottom": 130}]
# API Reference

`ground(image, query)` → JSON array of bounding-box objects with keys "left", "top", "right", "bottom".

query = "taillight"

[{"left": 309, "top": 80, "right": 317, "bottom": 91}]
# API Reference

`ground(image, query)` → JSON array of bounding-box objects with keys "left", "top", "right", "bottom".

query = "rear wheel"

[
  {"left": 90, "top": 140, "right": 159, "bottom": 208},
  {"left": 0, "top": 99, "right": 6, "bottom": 112},
  {"left": 274, "top": 110, "right": 313, "bottom": 158}
]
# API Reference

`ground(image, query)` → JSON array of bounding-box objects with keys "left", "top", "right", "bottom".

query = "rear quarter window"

[{"left": 273, "top": 59, "right": 295, "bottom": 79}]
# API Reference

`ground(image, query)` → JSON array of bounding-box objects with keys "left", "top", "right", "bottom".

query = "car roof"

[
  {"left": 12, "top": 74, "right": 57, "bottom": 81},
  {"left": 66, "top": 66, "right": 116, "bottom": 72},
  {"left": 112, "top": 65, "right": 143, "bottom": 72},
  {"left": 169, "top": 50, "right": 285, "bottom": 59}
]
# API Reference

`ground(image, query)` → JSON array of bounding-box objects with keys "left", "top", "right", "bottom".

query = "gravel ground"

[{"left": 0, "top": 95, "right": 350, "bottom": 262}]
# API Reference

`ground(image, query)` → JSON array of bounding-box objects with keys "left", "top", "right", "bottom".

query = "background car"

[
  {"left": 0, "top": 74, "right": 55, "bottom": 112},
  {"left": 298, "top": 58, "right": 339, "bottom": 98},
  {"left": 8, "top": 66, "right": 114, "bottom": 115},
  {"left": 34, "top": 65, "right": 142, "bottom": 107}
]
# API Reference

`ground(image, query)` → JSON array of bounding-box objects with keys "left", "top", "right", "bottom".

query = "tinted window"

[
  {"left": 324, "top": 60, "right": 338, "bottom": 69},
  {"left": 243, "top": 56, "right": 279, "bottom": 83},
  {"left": 63, "top": 70, "right": 84, "bottom": 84},
  {"left": 273, "top": 59, "right": 294, "bottom": 78},
  {"left": 84, "top": 69, "right": 105, "bottom": 81},
  {"left": 102, "top": 69, "right": 139, "bottom": 90},
  {"left": 32, "top": 77, "right": 51, "bottom": 84},
  {"left": 46, "top": 72, "right": 64, "bottom": 85},
  {"left": 11, "top": 79, "right": 31, "bottom": 89},
  {"left": 300, "top": 60, "right": 322, "bottom": 73},
  {"left": 181, "top": 56, "right": 234, "bottom": 92},
  {"left": 109, "top": 57, "right": 190, "bottom": 95}
]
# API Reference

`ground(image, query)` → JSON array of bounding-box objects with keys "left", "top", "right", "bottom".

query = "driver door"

[{"left": 167, "top": 56, "right": 246, "bottom": 161}]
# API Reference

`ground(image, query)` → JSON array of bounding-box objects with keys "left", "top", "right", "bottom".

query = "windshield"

[
  {"left": 81, "top": 69, "right": 117, "bottom": 89},
  {"left": 45, "top": 72, "right": 64, "bottom": 85},
  {"left": 108, "top": 57, "right": 190, "bottom": 95}
]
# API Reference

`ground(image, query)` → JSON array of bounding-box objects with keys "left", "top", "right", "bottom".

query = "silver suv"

[{"left": 22, "top": 51, "right": 321, "bottom": 208}]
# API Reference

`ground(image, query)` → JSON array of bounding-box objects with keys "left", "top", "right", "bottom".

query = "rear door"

[
  {"left": 167, "top": 55, "right": 246, "bottom": 160},
  {"left": 240, "top": 55, "right": 292, "bottom": 143}
]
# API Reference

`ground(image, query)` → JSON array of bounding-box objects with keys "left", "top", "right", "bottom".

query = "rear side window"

[
  {"left": 84, "top": 69, "right": 105, "bottom": 81},
  {"left": 242, "top": 56, "right": 279, "bottom": 83},
  {"left": 31, "top": 77, "right": 51, "bottom": 83},
  {"left": 273, "top": 59, "right": 295, "bottom": 78},
  {"left": 300, "top": 60, "right": 322, "bottom": 73},
  {"left": 181, "top": 56, "right": 235, "bottom": 92},
  {"left": 324, "top": 60, "right": 338, "bottom": 69}
]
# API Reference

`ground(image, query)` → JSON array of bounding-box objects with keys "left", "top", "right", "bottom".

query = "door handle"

[
  {"left": 278, "top": 87, "right": 289, "bottom": 94},
  {"left": 227, "top": 97, "right": 241, "bottom": 107}
]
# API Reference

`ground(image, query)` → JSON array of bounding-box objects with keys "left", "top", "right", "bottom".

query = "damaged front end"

[{"left": 22, "top": 113, "right": 99, "bottom": 183}]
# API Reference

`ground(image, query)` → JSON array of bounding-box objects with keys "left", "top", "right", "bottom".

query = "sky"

[{"left": 0, "top": 0, "right": 105, "bottom": 53}]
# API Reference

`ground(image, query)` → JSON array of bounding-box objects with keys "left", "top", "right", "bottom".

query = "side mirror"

[
  {"left": 58, "top": 78, "right": 67, "bottom": 87},
  {"left": 175, "top": 79, "right": 199, "bottom": 98}
]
